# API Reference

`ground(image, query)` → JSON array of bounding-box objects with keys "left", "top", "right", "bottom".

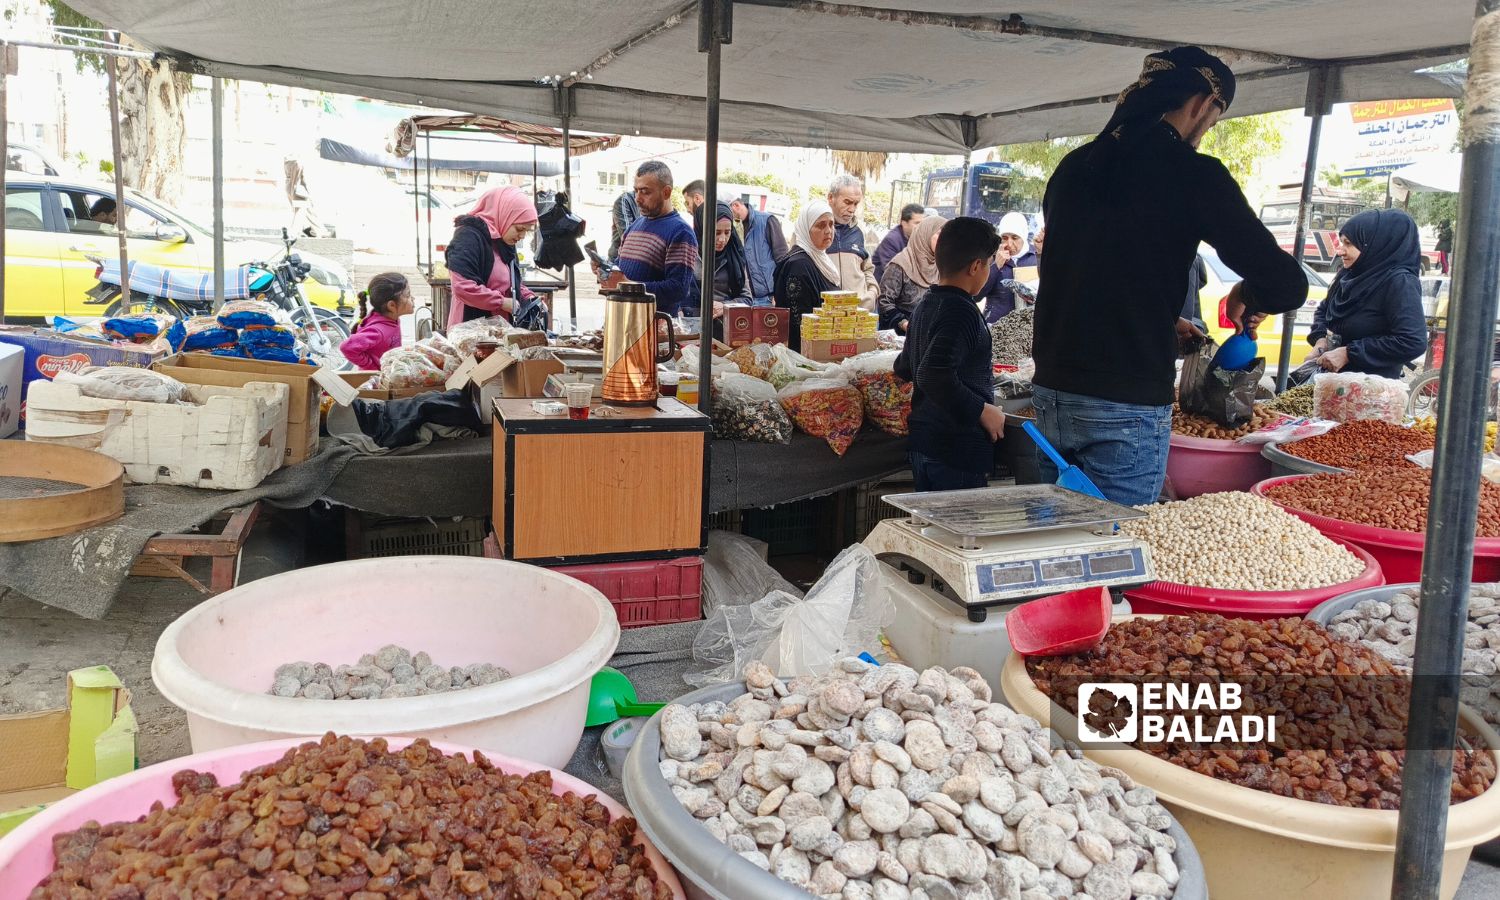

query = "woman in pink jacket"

[
  {"left": 339, "top": 272, "right": 412, "bottom": 370},
  {"left": 445, "top": 186, "right": 540, "bottom": 328}
]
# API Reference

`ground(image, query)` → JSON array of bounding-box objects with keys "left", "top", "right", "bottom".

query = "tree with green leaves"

[
  {"left": 991, "top": 112, "right": 1289, "bottom": 206},
  {"left": 40, "top": 1, "right": 194, "bottom": 204}
]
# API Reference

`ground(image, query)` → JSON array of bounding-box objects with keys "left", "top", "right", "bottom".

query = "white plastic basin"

[{"left": 152, "top": 557, "right": 620, "bottom": 768}]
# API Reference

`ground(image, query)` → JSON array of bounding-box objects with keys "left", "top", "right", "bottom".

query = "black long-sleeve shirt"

[
  {"left": 1034, "top": 123, "right": 1307, "bottom": 406},
  {"left": 894, "top": 285, "right": 995, "bottom": 474},
  {"left": 1309, "top": 272, "right": 1427, "bottom": 378}
]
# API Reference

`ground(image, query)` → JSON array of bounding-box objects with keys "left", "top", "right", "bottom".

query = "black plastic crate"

[{"left": 742, "top": 496, "right": 832, "bottom": 557}]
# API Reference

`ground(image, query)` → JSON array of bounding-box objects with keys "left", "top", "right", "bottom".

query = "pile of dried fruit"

[
  {"left": 1414, "top": 415, "right": 1499, "bottom": 452},
  {"left": 269, "top": 644, "right": 510, "bottom": 700},
  {"left": 1171, "top": 404, "right": 1277, "bottom": 440},
  {"left": 1278, "top": 419, "right": 1432, "bottom": 470},
  {"left": 30, "top": 734, "right": 669, "bottom": 898},
  {"left": 1265, "top": 382, "right": 1315, "bottom": 417},
  {"left": 662, "top": 659, "right": 1185, "bottom": 899},
  {"left": 1028, "top": 615, "right": 1497, "bottom": 809},
  {"left": 1326, "top": 585, "right": 1500, "bottom": 729},
  {"left": 989, "top": 307, "right": 1034, "bottom": 366},
  {"left": 1121, "top": 492, "right": 1365, "bottom": 590},
  {"left": 1264, "top": 467, "right": 1500, "bottom": 535}
]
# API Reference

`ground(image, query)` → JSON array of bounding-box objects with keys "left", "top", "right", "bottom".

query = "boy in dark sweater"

[{"left": 894, "top": 217, "right": 1005, "bottom": 492}]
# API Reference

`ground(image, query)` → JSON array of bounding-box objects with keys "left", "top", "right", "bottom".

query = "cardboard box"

[
  {"left": 335, "top": 371, "right": 433, "bottom": 401},
  {"left": 0, "top": 666, "right": 136, "bottom": 837},
  {"left": 0, "top": 342, "right": 21, "bottom": 439},
  {"left": 154, "top": 353, "right": 323, "bottom": 464},
  {"left": 726, "top": 307, "right": 792, "bottom": 347},
  {"left": 802, "top": 337, "right": 878, "bottom": 363},
  {"left": 0, "top": 326, "right": 164, "bottom": 425},
  {"left": 446, "top": 350, "right": 565, "bottom": 428},
  {"left": 27, "top": 379, "right": 290, "bottom": 490}
]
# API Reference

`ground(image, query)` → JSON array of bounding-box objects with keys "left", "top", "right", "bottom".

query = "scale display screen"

[
  {"left": 975, "top": 548, "right": 1148, "bottom": 599},
  {"left": 1041, "top": 558, "right": 1085, "bottom": 581}
]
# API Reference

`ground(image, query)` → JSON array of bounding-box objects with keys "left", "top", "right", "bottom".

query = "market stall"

[{"left": 5, "top": 2, "right": 1500, "bottom": 898}]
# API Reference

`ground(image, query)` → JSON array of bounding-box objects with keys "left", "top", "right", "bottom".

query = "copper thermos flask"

[{"left": 601, "top": 281, "right": 676, "bottom": 406}]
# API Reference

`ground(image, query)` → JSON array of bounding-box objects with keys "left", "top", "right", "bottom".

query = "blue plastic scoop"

[
  {"left": 1210, "top": 333, "right": 1258, "bottom": 372},
  {"left": 1021, "top": 420, "right": 1107, "bottom": 500}
]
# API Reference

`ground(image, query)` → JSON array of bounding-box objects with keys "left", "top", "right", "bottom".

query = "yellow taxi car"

[
  {"left": 1197, "top": 245, "right": 1327, "bottom": 369},
  {"left": 4, "top": 174, "right": 352, "bottom": 319}
]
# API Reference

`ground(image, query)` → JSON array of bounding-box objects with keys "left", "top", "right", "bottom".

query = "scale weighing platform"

[{"left": 863, "top": 485, "right": 1155, "bottom": 623}]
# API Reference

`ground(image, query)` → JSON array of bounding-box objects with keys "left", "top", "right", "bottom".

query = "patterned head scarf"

[{"left": 1097, "top": 46, "right": 1236, "bottom": 149}]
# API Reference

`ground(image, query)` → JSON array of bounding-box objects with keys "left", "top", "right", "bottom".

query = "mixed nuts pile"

[
  {"left": 269, "top": 644, "right": 511, "bottom": 700},
  {"left": 660, "top": 659, "right": 1184, "bottom": 900}
]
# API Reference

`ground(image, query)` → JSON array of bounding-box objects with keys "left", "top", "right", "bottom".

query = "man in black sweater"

[
  {"left": 895, "top": 217, "right": 1005, "bottom": 492},
  {"left": 1033, "top": 46, "right": 1307, "bottom": 505}
]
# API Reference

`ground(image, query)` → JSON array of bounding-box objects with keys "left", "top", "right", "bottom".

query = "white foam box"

[
  {"left": 0, "top": 343, "right": 21, "bottom": 438},
  {"left": 23, "top": 379, "right": 289, "bottom": 490}
]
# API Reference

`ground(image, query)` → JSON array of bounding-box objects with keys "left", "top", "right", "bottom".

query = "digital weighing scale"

[
  {"left": 863, "top": 485, "right": 1155, "bottom": 623},
  {"left": 864, "top": 485, "right": 1155, "bottom": 698}
]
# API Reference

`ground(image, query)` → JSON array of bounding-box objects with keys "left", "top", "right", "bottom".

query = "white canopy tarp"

[
  {"left": 1392, "top": 152, "right": 1463, "bottom": 194},
  {"left": 64, "top": 1, "right": 1471, "bottom": 153}
]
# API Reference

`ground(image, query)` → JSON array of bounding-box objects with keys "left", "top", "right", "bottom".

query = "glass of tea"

[
  {"left": 659, "top": 370, "right": 680, "bottom": 397},
  {"left": 564, "top": 383, "right": 592, "bottom": 421}
]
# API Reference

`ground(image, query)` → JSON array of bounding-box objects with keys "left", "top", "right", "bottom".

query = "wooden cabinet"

[{"left": 491, "top": 398, "right": 708, "bottom": 564}]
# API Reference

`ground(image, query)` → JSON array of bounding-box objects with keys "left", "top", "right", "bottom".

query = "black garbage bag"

[
  {"left": 1178, "top": 339, "right": 1264, "bottom": 429},
  {"left": 536, "top": 191, "right": 586, "bottom": 270}
]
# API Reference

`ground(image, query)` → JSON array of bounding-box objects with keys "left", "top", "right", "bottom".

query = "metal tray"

[{"left": 882, "top": 484, "right": 1144, "bottom": 539}]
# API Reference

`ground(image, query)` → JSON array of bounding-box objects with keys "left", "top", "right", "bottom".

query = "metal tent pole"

[
  {"left": 106, "top": 42, "right": 131, "bottom": 300},
  {"left": 1, "top": 41, "right": 9, "bottom": 322},
  {"left": 211, "top": 77, "right": 226, "bottom": 311},
  {"left": 1393, "top": 3, "right": 1500, "bottom": 894},
  {"left": 561, "top": 91, "right": 577, "bottom": 327},
  {"left": 698, "top": 0, "right": 731, "bottom": 414},
  {"left": 959, "top": 150, "right": 972, "bottom": 216},
  {"left": 425, "top": 132, "right": 434, "bottom": 276},
  {"left": 412, "top": 148, "right": 421, "bottom": 275},
  {"left": 1275, "top": 66, "right": 1329, "bottom": 391}
]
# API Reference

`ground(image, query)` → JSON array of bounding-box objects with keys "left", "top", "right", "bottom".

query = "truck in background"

[
  {"left": 920, "top": 162, "right": 1040, "bottom": 229},
  {"left": 1257, "top": 184, "right": 1440, "bottom": 272}
]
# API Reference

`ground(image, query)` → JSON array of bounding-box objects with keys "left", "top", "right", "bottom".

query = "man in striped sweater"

[{"left": 601, "top": 161, "right": 701, "bottom": 315}]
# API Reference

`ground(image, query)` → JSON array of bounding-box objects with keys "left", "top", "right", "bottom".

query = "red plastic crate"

[{"left": 547, "top": 556, "right": 704, "bottom": 628}]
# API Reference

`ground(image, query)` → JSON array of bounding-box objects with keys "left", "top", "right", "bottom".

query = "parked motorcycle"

[{"left": 86, "top": 229, "right": 351, "bottom": 368}]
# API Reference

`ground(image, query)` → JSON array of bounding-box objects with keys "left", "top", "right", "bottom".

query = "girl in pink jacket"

[{"left": 339, "top": 272, "right": 412, "bottom": 370}]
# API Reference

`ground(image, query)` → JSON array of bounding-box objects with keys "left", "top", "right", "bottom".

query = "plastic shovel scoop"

[
  {"left": 1021, "top": 420, "right": 1106, "bottom": 500},
  {"left": 585, "top": 666, "right": 666, "bottom": 727},
  {"left": 1005, "top": 586, "right": 1113, "bottom": 656},
  {"left": 1211, "top": 332, "right": 1258, "bottom": 372}
]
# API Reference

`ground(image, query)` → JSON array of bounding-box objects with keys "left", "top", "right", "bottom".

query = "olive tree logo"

[{"left": 1079, "top": 683, "right": 1138, "bottom": 742}]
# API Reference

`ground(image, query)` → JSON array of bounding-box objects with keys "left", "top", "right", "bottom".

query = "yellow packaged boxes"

[
  {"left": 820, "top": 290, "right": 860, "bottom": 308},
  {"left": 25, "top": 379, "right": 289, "bottom": 490},
  {"left": 0, "top": 666, "right": 136, "bottom": 837}
]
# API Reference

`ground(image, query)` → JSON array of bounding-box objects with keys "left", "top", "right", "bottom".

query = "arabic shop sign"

[{"left": 1342, "top": 98, "right": 1458, "bottom": 178}]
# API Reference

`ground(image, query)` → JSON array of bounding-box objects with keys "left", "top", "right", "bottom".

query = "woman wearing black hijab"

[
  {"left": 1307, "top": 209, "right": 1427, "bottom": 378},
  {"left": 698, "top": 202, "right": 752, "bottom": 307}
]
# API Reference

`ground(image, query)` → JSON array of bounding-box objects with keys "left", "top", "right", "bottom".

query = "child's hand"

[{"left": 980, "top": 403, "right": 1006, "bottom": 442}]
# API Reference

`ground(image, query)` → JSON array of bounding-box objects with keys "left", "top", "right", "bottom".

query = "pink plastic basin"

[
  {"left": 0, "top": 737, "right": 685, "bottom": 900},
  {"left": 1251, "top": 475, "right": 1500, "bottom": 583},
  {"left": 1166, "top": 433, "right": 1273, "bottom": 499},
  {"left": 1125, "top": 537, "right": 1384, "bottom": 619}
]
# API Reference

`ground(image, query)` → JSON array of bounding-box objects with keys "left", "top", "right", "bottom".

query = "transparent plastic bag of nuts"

[
  {"left": 711, "top": 372, "right": 793, "bottom": 443},
  {"left": 687, "top": 544, "right": 892, "bottom": 686}
]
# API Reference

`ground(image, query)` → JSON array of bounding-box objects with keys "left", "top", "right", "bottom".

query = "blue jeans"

[
  {"left": 1030, "top": 385, "right": 1172, "bottom": 506},
  {"left": 750, "top": 296, "right": 776, "bottom": 307},
  {"left": 910, "top": 452, "right": 989, "bottom": 493}
]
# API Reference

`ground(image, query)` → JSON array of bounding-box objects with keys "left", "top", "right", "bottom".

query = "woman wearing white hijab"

[{"left": 773, "top": 200, "right": 840, "bottom": 350}]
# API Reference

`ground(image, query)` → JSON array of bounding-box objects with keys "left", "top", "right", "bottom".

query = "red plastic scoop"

[{"left": 1006, "top": 586, "right": 1113, "bottom": 656}]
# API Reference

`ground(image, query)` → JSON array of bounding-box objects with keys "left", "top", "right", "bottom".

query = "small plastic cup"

[
  {"left": 659, "top": 371, "right": 680, "bottom": 397},
  {"left": 564, "top": 383, "right": 592, "bottom": 420},
  {"left": 677, "top": 375, "right": 700, "bottom": 405}
]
